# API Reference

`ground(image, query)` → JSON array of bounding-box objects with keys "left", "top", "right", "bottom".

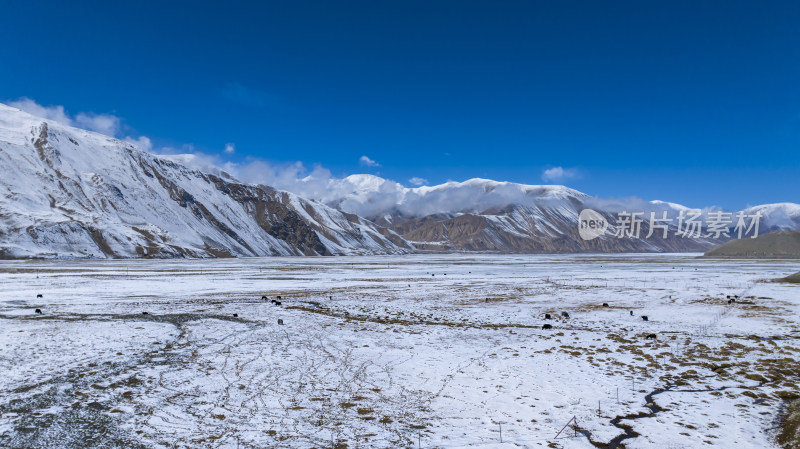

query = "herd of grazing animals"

[
  {"left": 540, "top": 302, "right": 660, "bottom": 340},
  {"left": 540, "top": 293, "right": 742, "bottom": 340},
  {"left": 27, "top": 287, "right": 743, "bottom": 345}
]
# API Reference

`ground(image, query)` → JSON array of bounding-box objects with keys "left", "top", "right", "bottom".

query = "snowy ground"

[{"left": 1, "top": 254, "right": 798, "bottom": 449}]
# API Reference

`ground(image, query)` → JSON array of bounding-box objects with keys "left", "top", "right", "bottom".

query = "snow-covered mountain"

[
  {"left": 0, "top": 103, "right": 410, "bottom": 258},
  {"left": 293, "top": 174, "right": 799, "bottom": 253},
  {"left": 1, "top": 101, "right": 797, "bottom": 258}
]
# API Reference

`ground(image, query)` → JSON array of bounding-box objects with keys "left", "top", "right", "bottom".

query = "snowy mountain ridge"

[
  {"left": 0, "top": 103, "right": 410, "bottom": 258},
  {"left": 286, "top": 172, "right": 799, "bottom": 253},
  {"left": 1, "top": 101, "right": 797, "bottom": 258}
]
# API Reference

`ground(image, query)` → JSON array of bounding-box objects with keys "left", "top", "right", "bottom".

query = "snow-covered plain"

[{"left": 1, "top": 254, "right": 798, "bottom": 448}]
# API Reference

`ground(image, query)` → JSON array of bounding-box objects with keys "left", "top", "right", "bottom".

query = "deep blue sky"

[{"left": 2, "top": 1, "right": 798, "bottom": 209}]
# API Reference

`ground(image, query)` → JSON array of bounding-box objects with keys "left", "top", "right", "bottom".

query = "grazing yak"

[
  {"left": 561, "top": 311, "right": 570, "bottom": 318},
  {"left": 278, "top": 319, "right": 284, "bottom": 325},
  {"left": 646, "top": 334, "right": 657, "bottom": 340},
  {"left": 36, "top": 294, "right": 43, "bottom": 298},
  {"left": 602, "top": 303, "right": 609, "bottom": 307},
  {"left": 35, "top": 308, "right": 42, "bottom": 314},
  {"left": 542, "top": 324, "right": 553, "bottom": 330},
  {"left": 544, "top": 313, "right": 552, "bottom": 320},
  {"left": 641, "top": 315, "right": 649, "bottom": 321}
]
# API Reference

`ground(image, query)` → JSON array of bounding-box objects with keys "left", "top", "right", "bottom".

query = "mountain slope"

[
  {"left": 292, "top": 174, "right": 799, "bottom": 254},
  {"left": 0, "top": 103, "right": 410, "bottom": 258},
  {"left": 704, "top": 230, "right": 800, "bottom": 259}
]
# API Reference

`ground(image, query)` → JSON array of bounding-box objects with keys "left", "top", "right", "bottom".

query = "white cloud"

[
  {"left": 75, "top": 112, "right": 121, "bottom": 136},
  {"left": 124, "top": 136, "right": 153, "bottom": 151},
  {"left": 541, "top": 166, "right": 579, "bottom": 182},
  {"left": 9, "top": 97, "right": 124, "bottom": 138},
  {"left": 6, "top": 98, "right": 243, "bottom": 166},
  {"left": 408, "top": 177, "right": 428, "bottom": 186},
  {"left": 359, "top": 155, "right": 380, "bottom": 167},
  {"left": 8, "top": 97, "right": 72, "bottom": 125}
]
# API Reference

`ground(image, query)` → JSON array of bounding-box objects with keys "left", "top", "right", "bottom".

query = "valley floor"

[{"left": 1, "top": 254, "right": 798, "bottom": 448}]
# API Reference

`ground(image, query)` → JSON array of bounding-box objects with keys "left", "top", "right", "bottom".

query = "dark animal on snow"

[
  {"left": 142, "top": 312, "right": 149, "bottom": 315},
  {"left": 641, "top": 315, "right": 648, "bottom": 321},
  {"left": 602, "top": 303, "right": 609, "bottom": 307},
  {"left": 728, "top": 299, "right": 735, "bottom": 304},
  {"left": 262, "top": 296, "right": 267, "bottom": 300},
  {"left": 36, "top": 294, "right": 43, "bottom": 298},
  {"left": 630, "top": 310, "right": 634, "bottom": 316},
  {"left": 277, "top": 295, "right": 282, "bottom": 300},
  {"left": 35, "top": 308, "right": 42, "bottom": 314},
  {"left": 233, "top": 313, "right": 238, "bottom": 317},
  {"left": 561, "top": 312, "right": 570, "bottom": 318},
  {"left": 646, "top": 334, "right": 657, "bottom": 340},
  {"left": 275, "top": 301, "right": 282, "bottom": 305},
  {"left": 278, "top": 319, "right": 284, "bottom": 325},
  {"left": 542, "top": 324, "right": 553, "bottom": 330},
  {"left": 544, "top": 313, "right": 551, "bottom": 320}
]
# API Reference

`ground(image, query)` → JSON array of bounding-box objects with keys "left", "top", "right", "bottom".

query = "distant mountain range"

[
  {"left": 1, "top": 102, "right": 798, "bottom": 258},
  {"left": 298, "top": 174, "right": 799, "bottom": 253}
]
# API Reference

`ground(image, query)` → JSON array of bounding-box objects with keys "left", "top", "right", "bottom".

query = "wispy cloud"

[
  {"left": 359, "top": 155, "right": 380, "bottom": 167},
  {"left": 11, "top": 97, "right": 127, "bottom": 138},
  {"left": 8, "top": 97, "right": 238, "bottom": 162},
  {"left": 7, "top": 97, "right": 71, "bottom": 124},
  {"left": 74, "top": 112, "right": 121, "bottom": 136},
  {"left": 408, "top": 177, "right": 428, "bottom": 186},
  {"left": 541, "top": 166, "right": 579, "bottom": 183},
  {"left": 124, "top": 136, "right": 153, "bottom": 152}
]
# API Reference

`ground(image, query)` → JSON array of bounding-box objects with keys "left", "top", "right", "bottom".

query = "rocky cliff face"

[{"left": 0, "top": 103, "right": 410, "bottom": 259}]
